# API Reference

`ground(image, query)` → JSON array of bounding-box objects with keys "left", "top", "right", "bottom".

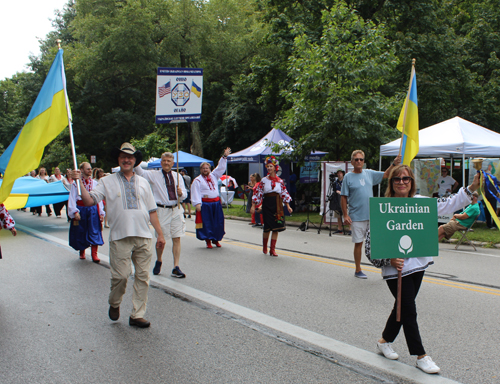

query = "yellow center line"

[{"left": 190, "top": 234, "right": 500, "bottom": 296}]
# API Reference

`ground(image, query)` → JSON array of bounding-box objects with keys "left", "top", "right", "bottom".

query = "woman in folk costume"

[
  {"left": 68, "top": 162, "right": 105, "bottom": 263},
  {"left": 251, "top": 156, "right": 293, "bottom": 256},
  {"left": 191, "top": 147, "right": 231, "bottom": 248}
]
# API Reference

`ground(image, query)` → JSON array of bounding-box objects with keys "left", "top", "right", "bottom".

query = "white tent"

[
  {"left": 380, "top": 116, "right": 500, "bottom": 157},
  {"left": 379, "top": 116, "right": 500, "bottom": 185}
]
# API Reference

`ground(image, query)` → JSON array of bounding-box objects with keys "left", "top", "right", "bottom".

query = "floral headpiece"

[{"left": 265, "top": 156, "right": 279, "bottom": 171}]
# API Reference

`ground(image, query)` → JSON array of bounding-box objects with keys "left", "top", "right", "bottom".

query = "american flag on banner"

[{"left": 158, "top": 81, "right": 171, "bottom": 98}]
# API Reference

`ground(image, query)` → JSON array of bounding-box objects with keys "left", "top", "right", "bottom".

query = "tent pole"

[
  {"left": 463, "top": 154, "right": 466, "bottom": 187},
  {"left": 378, "top": 155, "right": 382, "bottom": 197}
]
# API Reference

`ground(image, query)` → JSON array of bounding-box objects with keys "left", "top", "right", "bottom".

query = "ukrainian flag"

[
  {"left": 0, "top": 49, "right": 70, "bottom": 203},
  {"left": 396, "top": 66, "right": 419, "bottom": 166},
  {"left": 191, "top": 81, "right": 202, "bottom": 98}
]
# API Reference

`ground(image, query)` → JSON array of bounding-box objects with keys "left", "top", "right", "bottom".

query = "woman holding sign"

[{"left": 366, "top": 164, "right": 479, "bottom": 374}]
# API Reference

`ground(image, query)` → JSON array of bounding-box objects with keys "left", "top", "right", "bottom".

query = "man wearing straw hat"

[
  {"left": 134, "top": 152, "right": 187, "bottom": 278},
  {"left": 74, "top": 142, "right": 166, "bottom": 328}
]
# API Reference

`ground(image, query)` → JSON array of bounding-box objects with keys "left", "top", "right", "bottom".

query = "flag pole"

[
  {"left": 398, "top": 58, "right": 416, "bottom": 159},
  {"left": 396, "top": 58, "right": 415, "bottom": 323},
  {"left": 57, "top": 39, "right": 81, "bottom": 195}
]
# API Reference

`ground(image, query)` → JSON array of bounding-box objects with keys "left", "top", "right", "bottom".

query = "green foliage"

[
  {"left": 274, "top": 3, "right": 399, "bottom": 164},
  {"left": 3, "top": 0, "right": 500, "bottom": 175},
  {"left": 40, "top": 128, "right": 89, "bottom": 173},
  {"left": 130, "top": 130, "right": 173, "bottom": 159}
]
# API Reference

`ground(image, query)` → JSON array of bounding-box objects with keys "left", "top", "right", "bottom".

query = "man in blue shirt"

[{"left": 341, "top": 150, "right": 401, "bottom": 279}]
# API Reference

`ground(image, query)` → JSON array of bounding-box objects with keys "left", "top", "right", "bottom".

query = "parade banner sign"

[
  {"left": 369, "top": 197, "right": 438, "bottom": 259},
  {"left": 155, "top": 68, "right": 203, "bottom": 124}
]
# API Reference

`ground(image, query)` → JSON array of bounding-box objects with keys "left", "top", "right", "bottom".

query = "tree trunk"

[{"left": 190, "top": 121, "right": 203, "bottom": 157}]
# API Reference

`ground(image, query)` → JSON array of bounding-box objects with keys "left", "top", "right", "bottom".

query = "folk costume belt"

[{"left": 202, "top": 197, "right": 220, "bottom": 203}]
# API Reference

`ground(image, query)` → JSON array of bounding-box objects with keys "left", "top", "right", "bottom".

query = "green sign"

[{"left": 369, "top": 197, "right": 438, "bottom": 260}]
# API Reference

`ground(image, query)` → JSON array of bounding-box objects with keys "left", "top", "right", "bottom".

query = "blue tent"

[
  {"left": 147, "top": 151, "right": 213, "bottom": 169},
  {"left": 227, "top": 128, "right": 327, "bottom": 163}
]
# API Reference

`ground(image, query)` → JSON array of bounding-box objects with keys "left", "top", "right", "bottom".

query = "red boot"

[
  {"left": 79, "top": 250, "right": 86, "bottom": 260},
  {"left": 212, "top": 240, "right": 222, "bottom": 248},
  {"left": 269, "top": 239, "right": 278, "bottom": 257},
  {"left": 206, "top": 240, "right": 213, "bottom": 249},
  {"left": 263, "top": 238, "right": 268, "bottom": 254},
  {"left": 91, "top": 245, "right": 100, "bottom": 263}
]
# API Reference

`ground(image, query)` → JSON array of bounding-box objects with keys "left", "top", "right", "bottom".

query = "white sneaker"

[
  {"left": 377, "top": 342, "right": 399, "bottom": 360},
  {"left": 416, "top": 356, "right": 440, "bottom": 374}
]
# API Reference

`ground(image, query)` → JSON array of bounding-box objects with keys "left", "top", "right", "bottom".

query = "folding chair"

[{"left": 455, "top": 219, "right": 477, "bottom": 251}]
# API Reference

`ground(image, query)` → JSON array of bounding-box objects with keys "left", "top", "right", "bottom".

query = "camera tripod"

[{"left": 318, "top": 175, "right": 344, "bottom": 236}]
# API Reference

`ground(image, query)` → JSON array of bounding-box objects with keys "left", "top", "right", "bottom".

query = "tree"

[{"left": 274, "top": 3, "right": 399, "bottom": 164}]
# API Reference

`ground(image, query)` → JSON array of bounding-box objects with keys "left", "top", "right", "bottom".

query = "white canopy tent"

[{"left": 379, "top": 116, "right": 500, "bottom": 185}]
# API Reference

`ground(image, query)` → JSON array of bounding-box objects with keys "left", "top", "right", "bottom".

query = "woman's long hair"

[
  {"left": 384, "top": 165, "right": 416, "bottom": 198},
  {"left": 252, "top": 173, "right": 261, "bottom": 183}
]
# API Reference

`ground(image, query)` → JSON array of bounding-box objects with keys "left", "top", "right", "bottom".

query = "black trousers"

[{"left": 383, "top": 271, "right": 426, "bottom": 356}]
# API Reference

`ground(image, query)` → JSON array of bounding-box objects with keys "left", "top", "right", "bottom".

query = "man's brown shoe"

[
  {"left": 109, "top": 306, "right": 120, "bottom": 321},
  {"left": 129, "top": 317, "right": 151, "bottom": 328}
]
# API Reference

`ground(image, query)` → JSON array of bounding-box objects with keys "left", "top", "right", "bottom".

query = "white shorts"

[
  {"left": 156, "top": 206, "right": 186, "bottom": 240},
  {"left": 351, "top": 220, "right": 369, "bottom": 243}
]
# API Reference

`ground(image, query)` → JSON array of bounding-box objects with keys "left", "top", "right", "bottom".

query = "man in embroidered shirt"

[
  {"left": 135, "top": 152, "right": 187, "bottom": 277},
  {"left": 341, "top": 150, "right": 401, "bottom": 279},
  {"left": 191, "top": 147, "right": 231, "bottom": 248},
  {"left": 68, "top": 162, "right": 104, "bottom": 263},
  {"left": 75, "top": 143, "right": 166, "bottom": 328}
]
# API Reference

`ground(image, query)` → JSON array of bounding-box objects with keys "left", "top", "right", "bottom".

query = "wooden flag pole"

[{"left": 57, "top": 39, "right": 81, "bottom": 196}]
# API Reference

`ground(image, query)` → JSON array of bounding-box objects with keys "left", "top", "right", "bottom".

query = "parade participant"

[
  {"left": 36, "top": 167, "right": 52, "bottom": 217},
  {"left": 251, "top": 156, "right": 292, "bottom": 256},
  {"left": 62, "top": 169, "right": 75, "bottom": 221},
  {"left": 68, "top": 162, "right": 105, "bottom": 263},
  {"left": 246, "top": 173, "right": 262, "bottom": 226},
  {"left": 367, "top": 165, "right": 480, "bottom": 374},
  {"left": 50, "top": 167, "right": 66, "bottom": 218},
  {"left": 180, "top": 169, "right": 192, "bottom": 218},
  {"left": 191, "top": 147, "right": 231, "bottom": 248},
  {"left": 341, "top": 151, "right": 401, "bottom": 279},
  {"left": 0, "top": 203, "right": 17, "bottom": 259},
  {"left": 135, "top": 152, "right": 187, "bottom": 278},
  {"left": 74, "top": 142, "right": 166, "bottom": 328}
]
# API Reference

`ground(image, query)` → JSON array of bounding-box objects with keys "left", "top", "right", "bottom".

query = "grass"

[
  {"left": 449, "top": 222, "right": 500, "bottom": 245},
  {"left": 222, "top": 203, "right": 323, "bottom": 224},
  {"left": 225, "top": 198, "right": 500, "bottom": 245}
]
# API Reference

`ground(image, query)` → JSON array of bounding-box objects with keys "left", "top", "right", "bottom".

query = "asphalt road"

[{"left": 2, "top": 209, "right": 500, "bottom": 384}]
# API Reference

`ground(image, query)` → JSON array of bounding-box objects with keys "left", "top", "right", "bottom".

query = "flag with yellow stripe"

[{"left": 0, "top": 49, "right": 70, "bottom": 203}]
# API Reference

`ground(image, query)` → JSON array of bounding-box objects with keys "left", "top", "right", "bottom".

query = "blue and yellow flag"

[
  {"left": 191, "top": 81, "right": 201, "bottom": 98},
  {"left": 0, "top": 49, "right": 70, "bottom": 203},
  {"left": 396, "top": 66, "right": 419, "bottom": 165}
]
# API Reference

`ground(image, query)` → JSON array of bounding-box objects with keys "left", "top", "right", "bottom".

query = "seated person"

[
  {"left": 435, "top": 167, "right": 459, "bottom": 197},
  {"left": 438, "top": 192, "right": 480, "bottom": 241}
]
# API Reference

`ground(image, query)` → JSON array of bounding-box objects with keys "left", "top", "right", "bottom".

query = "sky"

[{"left": 1, "top": 0, "right": 68, "bottom": 81}]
